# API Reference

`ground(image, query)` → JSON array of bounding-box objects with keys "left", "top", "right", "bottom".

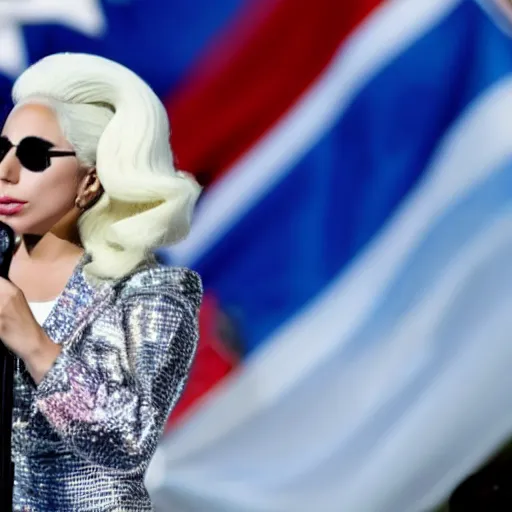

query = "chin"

[
  {"left": 0, "top": 216, "right": 15, "bottom": 228},
  {"left": 0, "top": 219, "right": 41, "bottom": 237}
]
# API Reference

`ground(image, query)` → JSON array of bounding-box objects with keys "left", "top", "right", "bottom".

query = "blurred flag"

[
  {"left": 155, "top": 0, "right": 512, "bottom": 510},
  {"left": 4, "top": 0, "right": 512, "bottom": 511}
]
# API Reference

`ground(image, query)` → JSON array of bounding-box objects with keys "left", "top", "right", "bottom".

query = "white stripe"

[
  {"left": 150, "top": 75, "right": 512, "bottom": 463},
  {"left": 314, "top": 215, "right": 512, "bottom": 512},
  {"left": 167, "top": 0, "right": 462, "bottom": 265},
  {"left": 149, "top": 220, "right": 512, "bottom": 512}
]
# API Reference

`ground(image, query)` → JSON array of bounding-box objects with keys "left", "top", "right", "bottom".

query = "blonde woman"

[{"left": 0, "top": 52, "right": 202, "bottom": 511}]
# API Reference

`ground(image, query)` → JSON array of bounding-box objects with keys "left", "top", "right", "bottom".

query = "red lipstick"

[{"left": 0, "top": 196, "right": 27, "bottom": 215}]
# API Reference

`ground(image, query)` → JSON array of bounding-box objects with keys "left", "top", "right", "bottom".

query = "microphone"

[
  {"left": 0, "top": 221, "right": 19, "bottom": 509},
  {"left": 0, "top": 222, "right": 17, "bottom": 279}
]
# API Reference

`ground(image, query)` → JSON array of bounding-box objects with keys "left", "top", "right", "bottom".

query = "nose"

[{"left": 0, "top": 147, "right": 20, "bottom": 184}]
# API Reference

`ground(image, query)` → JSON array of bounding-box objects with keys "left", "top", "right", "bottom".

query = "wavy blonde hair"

[{"left": 11, "top": 52, "right": 201, "bottom": 280}]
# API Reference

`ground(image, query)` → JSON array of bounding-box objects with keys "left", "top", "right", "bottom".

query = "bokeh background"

[{"left": 3, "top": 0, "right": 512, "bottom": 510}]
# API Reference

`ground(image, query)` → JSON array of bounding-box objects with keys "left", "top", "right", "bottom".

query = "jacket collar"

[
  {"left": 41, "top": 252, "right": 202, "bottom": 346},
  {"left": 42, "top": 252, "right": 114, "bottom": 345}
]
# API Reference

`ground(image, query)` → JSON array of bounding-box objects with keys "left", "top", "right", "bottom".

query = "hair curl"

[{"left": 12, "top": 53, "right": 201, "bottom": 280}]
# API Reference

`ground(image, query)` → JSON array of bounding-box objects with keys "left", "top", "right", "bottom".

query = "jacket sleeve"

[{"left": 33, "top": 281, "right": 200, "bottom": 471}]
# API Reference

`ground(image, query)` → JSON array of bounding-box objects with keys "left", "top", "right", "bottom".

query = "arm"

[
  {"left": 24, "top": 336, "right": 62, "bottom": 385},
  {"left": 32, "top": 290, "right": 199, "bottom": 471}
]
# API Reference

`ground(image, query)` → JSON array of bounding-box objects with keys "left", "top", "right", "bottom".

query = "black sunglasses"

[{"left": 0, "top": 136, "right": 76, "bottom": 172}]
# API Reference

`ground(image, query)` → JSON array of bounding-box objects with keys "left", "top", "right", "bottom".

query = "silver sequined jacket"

[{"left": 12, "top": 254, "right": 202, "bottom": 511}]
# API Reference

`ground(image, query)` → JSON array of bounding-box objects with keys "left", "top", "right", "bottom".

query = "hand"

[{"left": 0, "top": 276, "right": 62, "bottom": 382}]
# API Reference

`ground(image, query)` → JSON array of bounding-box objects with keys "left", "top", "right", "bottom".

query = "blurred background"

[{"left": 3, "top": 0, "right": 512, "bottom": 510}]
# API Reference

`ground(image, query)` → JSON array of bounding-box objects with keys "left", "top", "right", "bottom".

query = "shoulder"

[{"left": 115, "top": 260, "right": 203, "bottom": 318}]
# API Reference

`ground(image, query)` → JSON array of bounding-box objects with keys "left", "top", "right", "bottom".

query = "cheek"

[
  {"left": 18, "top": 171, "right": 79, "bottom": 230},
  {"left": 32, "top": 173, "right": 77, "bottom": 205}
]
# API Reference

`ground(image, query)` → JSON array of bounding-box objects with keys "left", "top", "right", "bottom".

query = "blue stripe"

[{"left": 192, "top": 0, "right": 512, "bottom": 354}]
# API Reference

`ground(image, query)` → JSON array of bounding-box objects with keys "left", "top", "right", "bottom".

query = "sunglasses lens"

[{"left": 17, "top": 137, "right": 52, "bottom": 172}]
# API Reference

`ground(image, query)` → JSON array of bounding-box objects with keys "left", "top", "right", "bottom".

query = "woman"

[{"left": 0, "top": 53, "right": 202, "bottom": 511}]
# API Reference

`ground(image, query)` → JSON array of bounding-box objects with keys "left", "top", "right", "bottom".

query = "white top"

[{"left": 28, "top": 299, "right": 57, "bottom": 326}]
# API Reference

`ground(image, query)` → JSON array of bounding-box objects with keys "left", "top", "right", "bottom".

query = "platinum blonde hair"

[{"left": 11, "top": 53, "right": 201, "bottom": 280}]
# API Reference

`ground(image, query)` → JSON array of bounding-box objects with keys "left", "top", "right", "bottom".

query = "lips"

[
  {"left": 0, "top": 196, "right": 27, "bottom": 215},
  {"left": 0, "top": 196, "right": 26, "bottom": 204},
  {"left": 0, "top": 203, "right": 25, "bottom": 215}
]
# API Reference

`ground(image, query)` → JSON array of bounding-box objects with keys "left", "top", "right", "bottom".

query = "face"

[{"left": 0, "top": 103, "right": 84, "bottom": 236}]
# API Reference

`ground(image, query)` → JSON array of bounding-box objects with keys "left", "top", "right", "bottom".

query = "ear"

[{"left": 75, "top": 168, "right": 103, "bottom": 210}]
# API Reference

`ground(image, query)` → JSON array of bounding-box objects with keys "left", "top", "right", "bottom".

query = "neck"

[
  {"left": 50, "top": 213, "right": 82, "bottom": 248},
  {"left": 15, "top": 232, "right": 84, "bottom": 264}
]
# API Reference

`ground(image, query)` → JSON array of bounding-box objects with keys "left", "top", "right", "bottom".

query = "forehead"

[{"left": 2, "top": 103, "right": 64, "bottom": 144}]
